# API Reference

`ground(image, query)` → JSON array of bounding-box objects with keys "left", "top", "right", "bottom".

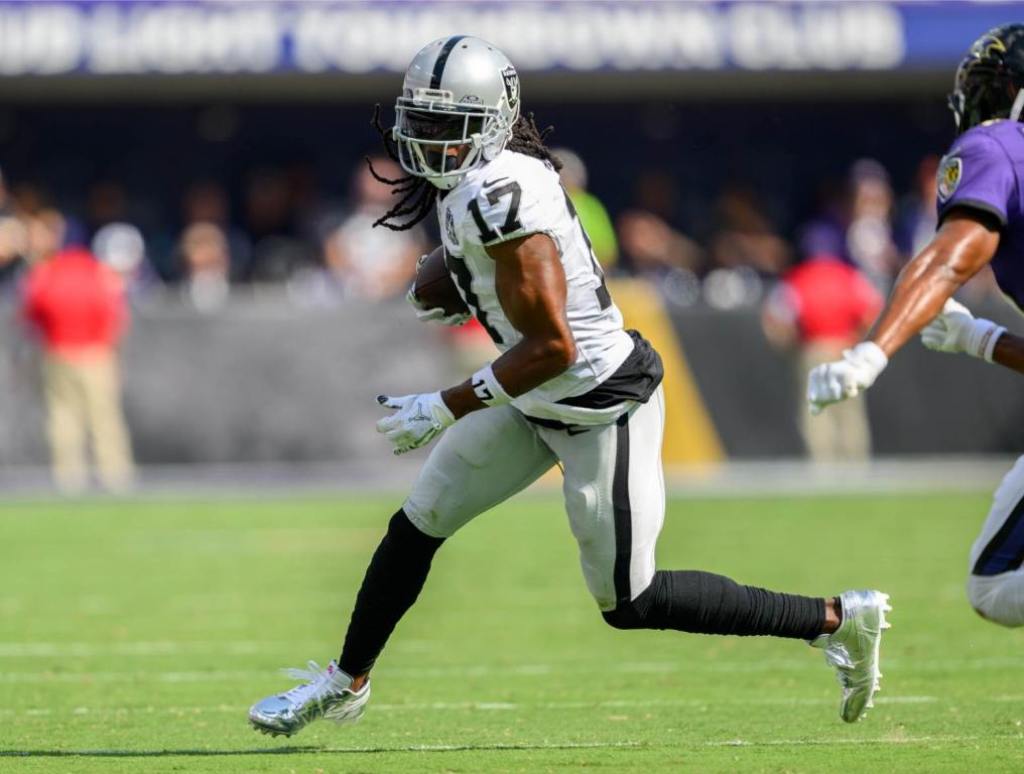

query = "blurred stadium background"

[{"left": 1, "top": 0, "right": 1022, "bottom": 493}]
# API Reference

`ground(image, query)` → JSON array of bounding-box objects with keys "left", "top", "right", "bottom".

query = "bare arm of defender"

[
  {"left": 807, "top": 210, "right": 1005, "bottom": 412},
  {"left": 867, "top": 211, "right": 1000, "bottom": 357},
  {"left": 442, "top": 233, "right": 575, "bottom": 419}
]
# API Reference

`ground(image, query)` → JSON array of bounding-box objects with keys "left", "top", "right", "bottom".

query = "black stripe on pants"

[{"left": 612, "top": 411, "right": 633, "bottom": 606}]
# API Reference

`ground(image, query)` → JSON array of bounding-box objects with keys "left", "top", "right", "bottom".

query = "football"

[{"left": 413, "top": 245, "right": 470, "bottom": 317}]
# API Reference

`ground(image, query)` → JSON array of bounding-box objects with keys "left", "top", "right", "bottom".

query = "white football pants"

[
  {"left": 404, "top": 386, "right": 666, "bottom": 611},
  {"left": 967, "top": 455, "right": 1024, "bottom": 626}
]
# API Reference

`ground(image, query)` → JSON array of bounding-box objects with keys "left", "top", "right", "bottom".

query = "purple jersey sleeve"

[{"left": 936, "top": 127, "right": 1016, "bottom": 226}]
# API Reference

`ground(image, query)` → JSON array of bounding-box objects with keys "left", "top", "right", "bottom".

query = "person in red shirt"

[
  {"left": 21, "top": 209, "right": 134, "bottom": 493},
  {"left": 762, "top": 241, "right": 882, "bottom": 461}
]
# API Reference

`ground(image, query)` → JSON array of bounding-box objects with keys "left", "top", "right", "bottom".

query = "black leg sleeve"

[
  {"left": 603, "top": 570, "right": 826, "bottom": 641},
  {"left": 338, "top": 510, "right": 444, "bottom": 676}
]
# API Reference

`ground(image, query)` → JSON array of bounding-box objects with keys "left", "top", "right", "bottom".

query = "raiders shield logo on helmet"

[
  {"left": 937, "top": 155, "right": 963, "bottom": 202},
  {"left": 501, "top": 65, "right": 520, "bottom": 111}
]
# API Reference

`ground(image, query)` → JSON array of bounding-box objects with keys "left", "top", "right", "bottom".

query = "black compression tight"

[
  {"left": 337, "top": 517, "right": 826, "bottom": 678},
  {"left": 338, "top": 510, "right": 444, "bottom": 677},
  {"left": 602, "top": 570, "right": 826, "bottom": 640}
]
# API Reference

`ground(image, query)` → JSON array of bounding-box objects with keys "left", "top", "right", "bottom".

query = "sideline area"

[{"left": 0, "top": 456, "right": 1011, "bottom": 500}]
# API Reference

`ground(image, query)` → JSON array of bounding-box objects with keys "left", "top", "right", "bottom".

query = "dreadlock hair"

[
  {"left": 508, "top": 112, "right": 562, "bottom": 173},
  {"left": 367, "top": 104, "right": 561, "bottom": 232},
  {"left": 366, "top": 104, "right": 436, "bottom": 232}
]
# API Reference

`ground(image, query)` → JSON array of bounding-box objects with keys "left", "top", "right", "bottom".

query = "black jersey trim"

[
  {"left": 558, "top": 330, "right": 664, "bottom": 411},
  {"left": 940, "top": 199, "right": 1008, "bottom": 228},
  {"left": 523, "top": 415, "right": 590, "bottom": 434},
  {"left": 444, "top": 249, "right": 504, "bottom": 345},
  {"left": 430, "top": 35, "right": 466, "bottom": 90}
]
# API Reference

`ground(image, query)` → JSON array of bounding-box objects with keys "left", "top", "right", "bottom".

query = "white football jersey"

[{"left": 437, "top": 149, "right": 635, "bottom": 425}]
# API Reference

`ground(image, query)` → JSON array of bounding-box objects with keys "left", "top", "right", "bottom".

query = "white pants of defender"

[
  {"left": 967, "top": 455, "right": 1024, "bottom": 626},
  {"left": 404, "top": 386, "right": 666, "bottom": 611}
]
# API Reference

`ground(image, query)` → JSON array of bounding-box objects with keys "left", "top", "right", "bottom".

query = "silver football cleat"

[
  {"left": 248, "top": 659, "right": 370, "bottom": 737},
  {"left": 811, "top": 589, "right": 891, "bottom": 723}
]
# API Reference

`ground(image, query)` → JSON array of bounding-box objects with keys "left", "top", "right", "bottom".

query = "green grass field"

[{"left": 2, "top": 490, "right": 1023, "bottom": 772}]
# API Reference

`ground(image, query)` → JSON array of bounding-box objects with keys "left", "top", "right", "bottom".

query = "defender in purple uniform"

[{"left": 809, "top": 24, "right": 1024, "bottom": 626}]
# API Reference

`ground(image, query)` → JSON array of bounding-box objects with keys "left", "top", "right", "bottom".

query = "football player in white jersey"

[{"left": 248, "top": 35, "right": 891, "bottom": 737}]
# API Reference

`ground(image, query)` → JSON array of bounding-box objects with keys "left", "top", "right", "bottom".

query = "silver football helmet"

[{"left": 394, "top": 35, "right": 521, "bottom": 190}]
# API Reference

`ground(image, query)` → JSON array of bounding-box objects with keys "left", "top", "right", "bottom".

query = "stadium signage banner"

[{"left": 0, "top": 1, "right": 1018, "bottom": 77}]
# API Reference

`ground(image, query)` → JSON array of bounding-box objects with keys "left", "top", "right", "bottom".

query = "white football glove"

[
  {"left": 376, "top": 392, "right": 455, "bottom": 455},
  {"left": 807, "top": 342, "right": 889, "bottom": 415},
  {"left": 920, "top": 298, "right": 1005, "bottom": 362},
  {"left": 405, "top": 284, "right": 471, "bottom": 326}
]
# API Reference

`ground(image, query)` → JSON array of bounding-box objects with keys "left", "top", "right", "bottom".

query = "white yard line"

[
  {"left": 0, "top": 642, "right": 270, "bottom": 657},
  {"left": 4, "top": 736, "right": 1019, "bottom": 758},
  {"left": 705, "top": 734, "right": 1024, "bottom": 747},
  {"left": 317, "top": 741, "right": 646, "bottom": 753},
  {"left": 323, "top": 735, "right": 1024, "bottom": 752},
  {"left": 0, "top": 695, "right": 939, "bottom": 718},
  {"left": 0, "top": 741, "right": 647, "bottom": 756},
  {"left": 2, "top": 646, "right": 1024, "bottom": 676}
]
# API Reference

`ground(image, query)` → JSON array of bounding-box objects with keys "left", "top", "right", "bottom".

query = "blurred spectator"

[
  {"left": 552, "top": 147, "right": 618, "bottom": 270},
  {"left": 762, "top": 228, "right": 883, "bottom": 462},
  {"left": 86, "top": 180, "right": 128, "bottom": 231},
  {"left": 844, "top": 159, "right": 899, "bottom": 292},
  {"left": 710, "top": 186, "right": 791, "bottom": 277},
  {"left": 617, "top": 209, "right": 703, "bottom": 277},
  {"left": 0, "top": 165, "right": 14, "bottom": 216},
  {"left": 895, "top": 155, "right": 939, "bottom": 259},
  {"left": 0, "top": 168, "right": 28, "bottom": 293},
  {"left": 58, "top": 179, "right": 128, "bottom": 250},
  {"left": 632, "top": 169, "right": 683, "bottom": 225},
  {"left": 244, "top": 169, "right": 312, "bottom": 282},
  {"left": 0, "top": 137, "right": 977, "bottom": 301},
  {"left": 20, "top": 212, "right": 134, "bottom": 493},
  {"left": 25, "top": 208, "right": 67, "bottom": 263},
  {"left": 10, "top": 182, "right": 46, "bottom": 218},
  {"left": 91, "top": 222, "right": 161, "bottom": 300},
  {"left": 618, "top": 166, "right": 703, "bottom": 283},
  {"left": 0, "top": 215, "right": 28, "bottom": 295},
  {"left": 179, "top": 222, "right": 230, "bottom": 312},
  {"left": 245, "top": 169, "right": 294, "bottom": 242},
  {"left": 182, "top": 180, "right": 252, "bottom": 280},
  {"left": 797, "top": 178, "right": 850, "bottom": 265},
  {"left": 321, "top": 158, "right": 426, "bottom": 300},
  {"left": 702, "top": 266, "right": 764, "bottom": 309}
]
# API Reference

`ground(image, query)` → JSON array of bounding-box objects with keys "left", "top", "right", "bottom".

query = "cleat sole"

[{"left": 250, "top": 721, "right": 293, "bottom": 738}]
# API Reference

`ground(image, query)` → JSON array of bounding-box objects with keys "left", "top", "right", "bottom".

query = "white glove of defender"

[
  {"left": 405, "top": 285, "right": 471, "bottom": 326},
  {"left": 807, "top": 342, "right": 889, "bottom": 415},
  {"left": 376, "top": 392, "right": 455, "bottom": 455},
  {"left": 920, "top": 298, "right": 1005, "bottom": 361}
]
